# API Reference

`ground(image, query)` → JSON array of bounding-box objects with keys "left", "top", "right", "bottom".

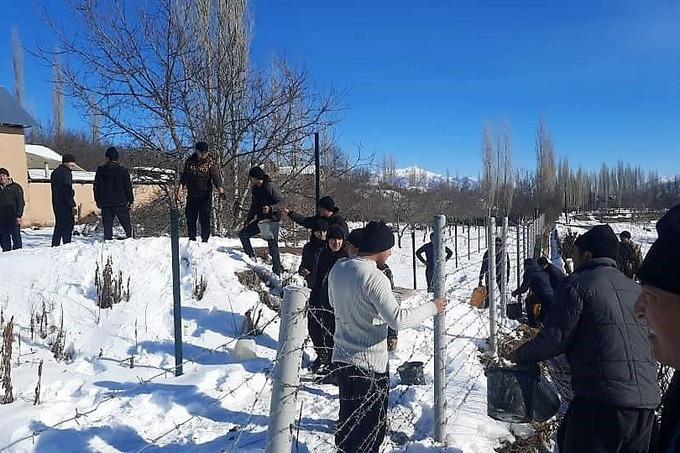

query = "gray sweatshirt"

[{"left": 329, "top": 256, "right": 438, "bottom": 373}]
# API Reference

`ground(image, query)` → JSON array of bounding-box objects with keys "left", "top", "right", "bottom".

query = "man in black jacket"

[
  {"left": 0, "top": 168, "right": 25, "bottom": 251},
  {"left": 416, "top": 232, "right": 453, "bottom": 292},
  {"left": 512, "top": 258, "right": 555, "bottom": 326},
  {"left": 177, "top": 141, "right": 226, "bottom": 243},
  {"left": 50, "top": 154, "right": 77, "bottom": 247},
  {"left": 509, "top": 224, "right": 659, "bottom": 453},
  {"left": 94, "top": 147, "right": 134, "bottom": 240},
  {"left": 281, "top": 195, "right": 349, "bottom": 237},
  {"left": 239, "top": 166, "right": 285, "bottom": 275},
  {"left": 479, "top": 236, "right": 511, "bottom": 308},
  {"left": 537, "top": 256, "right": 565, "bottom": 290},
  {"left": 634, "top": 205, "right": 680, "bottom": 453}
]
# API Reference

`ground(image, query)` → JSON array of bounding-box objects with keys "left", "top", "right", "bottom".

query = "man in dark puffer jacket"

[
  {"left": 509, "top": 224, "right": 660, "bottom": 453},
  {"left": 512, "top": 258, "right": 555, "bottom": 326},
  {"left": 299, "top": 218, "right": 328, "bottom": 287},
  {"left": 94, "top": 147, "right": 134, "bottom": 240},
  {"left": 281, "top": 195, "right": 349, "bottom": 238}
]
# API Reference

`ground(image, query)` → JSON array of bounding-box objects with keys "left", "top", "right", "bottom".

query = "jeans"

[
  {"left": 52, "top": 207, "right": 74, "bottom": 247},
  {"left": 0, "top": 217, "right": 20, "bottom": 251},
  {"left": 239, "top": 221, "right": 281, "bottom": 275}
]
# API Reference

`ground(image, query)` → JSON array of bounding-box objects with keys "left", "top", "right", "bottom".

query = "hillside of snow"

[
  {"left": 379, "top": 166, "right": 478, "bottom": 190},
  {"left": 0, "top": 216, "right": 660, "bottom": 452}
]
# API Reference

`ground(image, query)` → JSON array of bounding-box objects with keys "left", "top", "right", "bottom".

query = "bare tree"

[
  {"left": 481, "top": 122, "right": 496, "bottom": 215},
  {"left": 11, "top": 27, "right": 24, "bottom": 107},
  {"left": 38, "top": 0, "right": 340, "bottom": 228},
  {"left": 535, "top": 116, "right": 556, "bottom": 211}
]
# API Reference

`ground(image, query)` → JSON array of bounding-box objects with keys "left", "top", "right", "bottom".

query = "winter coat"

[
  {"left": 415, "top": 242, "right": 453, "bottom": 268},
  {"left": 94, "top": 162, "right": 134, "bottom": 207},
  {"left": 660, "top": 371, "right": 680, "bottom": 453},
  {"left": 617, "top": 241, "right": 643, "bottom": 279},
  {"left": 246, "top": 176, "right": 285, "bottom": 223},
  {"left": 0, "top": 181, "right": 25, "bottom": 220},
  {"left": 516, "top": 263, "right": 555, "bottom": 308},
  {"left": 516, "top": 258, "right": 660, "bottom": 410},
  {"left": 50, "top": 165, "right": 76, "bottom": 211},
  {"left": 179, "top": 153, "right": 223, "bottom": 199},
  {"left": 314, "top": 245, "right": 349, "bottom": 310},
  {"left": 299, "top": 236, "right": 326, "bottom": 287},
  {"left": 288, "top": 208, "right": 349, "bottom": 237},
  {"left": 544, "top": 263, "right": 566, "bottom": 290},
  {"left": 479, "top": 250, "right": 511, "bottom": 285}
]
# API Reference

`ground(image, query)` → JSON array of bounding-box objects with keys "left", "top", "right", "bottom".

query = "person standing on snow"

[
  {"left": 239, "top": 166, "right": 285, "bottom": 276},
  {"left": 617, "top": 230, "right": 643, "bottom": 280},
  {"left": 177, "top": 141, "right": 226, "bottom": 243},
  {"left": 634, "top": 205, "right": 680, "bottom": 453},
  {"left": 478, "top": 236, "right": 511, "bottom": 307},
  {"left": 94, "top": 147, "right": 134, "bottom": 240},
  {"left": 299, "top": 218, "right": 329, "bottom": 287},
  {"left": 508, "top": 224, "right": 659, "bottom": 453},
  {"left": 281, "top": 195, "right": 349, "bottom": 237},
  {"left": 415, "top": 232, "right": 453, "bottom": 292},
  {"left": 512, "top": 258, "right": 555, "bottom": 327},
  {"left": 329, "top": 221, "right": 447, "bottom": 452},
  {"left": 50, "top": 153, "right": 78, "bottom": 247},
  {"left": 0, "top": 168, "right": 25, "bottom": 251}
]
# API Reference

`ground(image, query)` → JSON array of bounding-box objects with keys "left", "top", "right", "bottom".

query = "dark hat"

[
  {"left": 327, "top": 225, "right": 345, "bottom": 240},
  {"left": 619, "top": 230, "right": 632, "bottom": 240},
  {"left": 105, "top": 146, "right": 119, "bottom": 160},
  {"left": 537, "top": 256, "right": 549, "bottom": 267},
  {"left": 638, "top": 205, "right": 680, "bottom": 296},
  {"left": 249, "top": 166, "right": 266, "bottom": 180},
  {"left": 312, "top": 218, "right": 329, "bottom": 232},
  {"left": 62, "top": 154, "right": 76, "bottom": 163},
  {"left": 574, "top": 224, "right": 619, "bottom": 260},
  {"left": 318, "top": 196, "right": 336, "bottom": 212},
  {"left": 195, "top": 141, "right": 209, "bottom": 153},
  {"left": 347, "top": 228, "right": 364, "bottom": 249},
  {"left": 495, "top": 236, "right": 503, "bottom": 244},
  {"left": 0, "top": 168, "right": 9, "bottom": 176},
  {"left": 358, "top": 221, "right": 394, "bottom": 254}
]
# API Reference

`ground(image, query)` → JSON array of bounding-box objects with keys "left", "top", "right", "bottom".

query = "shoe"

[
  {"left": 308, "top": 357, "right": 323, "bottom": 374},
  {"left": 188, "top": 237, "right": 196, "bottom": 242}
]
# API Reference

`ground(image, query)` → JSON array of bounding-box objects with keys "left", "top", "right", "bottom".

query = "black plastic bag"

[
  {"left": 506, "top": 302, "right": 523, "bottom": 320},
  {"left": 397, "top": 361, "right": 425, "bottom": 385},
  {"left": 486, "top": 364, "right": 560, "bottom": 423}
]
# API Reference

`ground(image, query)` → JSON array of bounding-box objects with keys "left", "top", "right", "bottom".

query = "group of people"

[
  {"left": 503, "top": 215, "right": 680, "bottom": 453},
  {"left": 0, "top": 147, "right": 134, "bottom": 251}
]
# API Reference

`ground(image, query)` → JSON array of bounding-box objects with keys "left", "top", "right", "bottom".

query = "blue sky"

[{"left": 1, "top": 0, "right": 679, "bottom": 177}]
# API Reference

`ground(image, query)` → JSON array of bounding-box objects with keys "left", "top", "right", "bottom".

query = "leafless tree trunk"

[
  {"left": 481, "top": 122, "right": 496, "bottom": 216},
  {"left": 11, "top": 27, "right": 24, "bottom": 107},
  {"left": 53, "top": 51, "right": 64, "bottom": 137},
  {"left": 535, "top": 116, "right": 556, "bottom": 211}
]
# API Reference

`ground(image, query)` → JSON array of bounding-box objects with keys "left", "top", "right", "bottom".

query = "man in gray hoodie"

[{"left": 329, "top": 221, "right": 447, "bottom": 453}]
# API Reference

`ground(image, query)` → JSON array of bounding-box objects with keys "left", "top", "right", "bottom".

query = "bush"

[{"left": 95, "top": 257, "right": 131, "bottom": 309}]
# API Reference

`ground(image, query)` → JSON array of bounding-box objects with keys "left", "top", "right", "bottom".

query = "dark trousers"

[
  {"left": 425, "top": 266, "right": 434, "bottom": 292},
  {"left": 185, "top": 196, "right": 212, "bottom": 242},
  {"left": 102, "top": 205, "right": 133, "bottom": 240},
  {"left": 52, "top": 208, "right": 74, "bottom": 247},
  {"left": 556, "top": 397, "right": 655, "bottom": 453},
  {"left": 307, "top": 304, "right": 335, "bottom": 364},
  {"left": 335, "top": 364, "right": 389, "bottom": 453},
  {"left": 0, "top": 217, "right": 20, "bottom": 252},
  {"left": 239, "top": 221, "right": 281, "bottom": 275},
  {"left": 525, "top": 294, "right": 539, "bottom": 327}
]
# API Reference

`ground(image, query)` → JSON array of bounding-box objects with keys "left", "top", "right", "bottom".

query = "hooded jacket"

[
  {"left": 94, "top": 162, "right": 134, "bottom": 207},
  {"left": 246, "top": 176, "right": 285, "bottom": 223},
  {"left": 516, "top": 262, "right": 554, "bottom": 306}
]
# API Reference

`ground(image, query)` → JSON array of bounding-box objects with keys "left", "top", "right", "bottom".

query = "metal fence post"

[
  {"left": 467, "top": 223, "right": 471, "bottom": 260},
  {"left": 477, "top": 223, "right": 481, "bottom": 253},
  {"left": 170, "top": 209, "right": 183, "bottom": 377},
  {"left": 411, "top": 230, "right": 417, "bottom": 290},
  {"left": 500, "top": 217, "right": 509, "bottom": 319},
  {"left": 488, "top": 217, "right": 498, "bottom": 357},
  {"left": 454, "top": 223, "right": 458, "bottom": 268},
  {"left": 266, "top": 286, "right": 309, "bottom": 453},
  {"left": 433, "top": 215, "right": 447, "bottom": 443},
  {"left": 515, "top": 223, "right": 521, "bottom": 287}
]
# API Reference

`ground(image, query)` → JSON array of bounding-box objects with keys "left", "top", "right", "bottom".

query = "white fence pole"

[
  {"left": 433, "top": 215, "right": 447, "bottom": 443},
  {"left": 488, "top": 217, "right": 498, "bottom": 357}
]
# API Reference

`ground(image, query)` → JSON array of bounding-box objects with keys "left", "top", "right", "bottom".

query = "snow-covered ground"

[{"left": 0, "top": 216, "right": 660, "bottom": 452}]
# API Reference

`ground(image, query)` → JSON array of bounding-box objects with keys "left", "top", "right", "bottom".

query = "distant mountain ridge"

[{"left": 378, "top": 165, "right": 477, "bottom": 189}]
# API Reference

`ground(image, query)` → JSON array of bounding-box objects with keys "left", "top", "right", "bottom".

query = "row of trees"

[{"left": 8, "top": 0, "right": 679, "bottom": 237}]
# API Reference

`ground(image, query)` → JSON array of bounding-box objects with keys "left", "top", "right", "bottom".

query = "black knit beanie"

[
  {"left": 312, "top": 218, "right": 329, "bottom": 233},
  {"left": 318, "top": 196, "right": 335, "bottom": 212},
  {"left": 327, "top": 225, "right": 345, "bottom": 240},
  {"left": 105, "top": 146, "right": 119, "bottom": 160},
  {"left": 0, "top": 168, "right": 9, "bottom": 176},
  {"left": 574, "top": 224, "right": 619, "bottom": 260},
  {"left": 62, "top": 154, "right": 76, "bottom": 164},
  {"left": 638, "top": 205, "right": 680, "bottom": 296},
  {"left": 249, "top": 166, "right": 266, "bottom": 180},
  {"left": 347, "top": 228, "right": 364, "bottom": 249},
  {"left": 358, "top": 221, "right": 394, "bottom": 254}
]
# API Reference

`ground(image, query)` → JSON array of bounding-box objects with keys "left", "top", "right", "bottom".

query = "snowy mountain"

[{"left": 378, "top": 165, "right": 478, "bottom": 190}]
